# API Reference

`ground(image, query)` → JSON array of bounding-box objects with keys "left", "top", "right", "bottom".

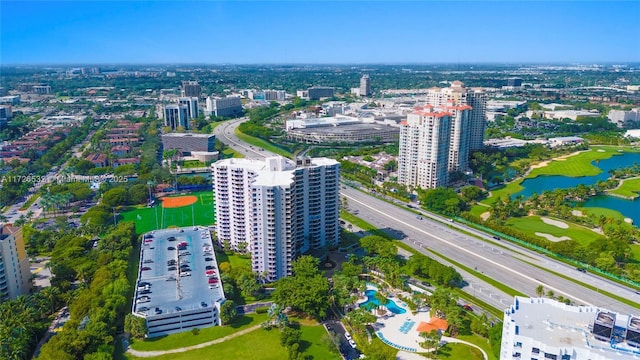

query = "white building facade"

[
  {"left": 212, "top": 156, "right": 340, "bottom": 281},
  {"left": 178, "top": 97, "right": 199, "bottom": 120}
]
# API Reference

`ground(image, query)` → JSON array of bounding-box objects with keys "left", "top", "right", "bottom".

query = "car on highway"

[
  {"left": 492, "top": 236, "right": 501, "bottom": 240},
  {"left": 576, "top": 267, "right": 587, "bottom": 273},
  {"left": 417, "top": 215, "right": 423, "bottom": 220}
]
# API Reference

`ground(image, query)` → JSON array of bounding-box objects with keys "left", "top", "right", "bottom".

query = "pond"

[{"left": 512, "top": 152, "right": 640, "bottom": 224}]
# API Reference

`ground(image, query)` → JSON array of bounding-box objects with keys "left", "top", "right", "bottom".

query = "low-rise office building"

[
  {"left": 501, "top": 297, "right": 640, "bottom": 360},
  {"left": 132, "top": 227, "right": 225, "bottom": 337},
  {"left": 285, "top": 116, "right": 399, "bottom": 144},
  {"left": 161, "top": 133, "right": 216, "bottom": 155},
  {"left": 205, "top": 96, "right": 242, "bottom": 117}
]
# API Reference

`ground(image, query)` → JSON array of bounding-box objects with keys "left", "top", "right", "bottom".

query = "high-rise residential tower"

[
  {"left": 212, "top": 156, "right": 340, "bottom": 281},
  {"left": 0, "top": 225, "right": 31, "bottom": 301},
  {"left": 398, "top": 107, "right": 452, "bottom": 189},
  {"left": 360, "top": 75, "right": 371, "bottom": 97}
]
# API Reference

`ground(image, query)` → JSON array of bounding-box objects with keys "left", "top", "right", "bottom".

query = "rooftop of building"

[
  {"left": 132, "top": 227, "right": 224, "bottom": 318},
  {"left": 506, "top": 297, "right": 640, "bottom": 359},
  {"left": 162, "top": 133, "right": 215, "bottom": 139},
  {"left": 214, "top": 156, "right": 338, "bottom": 187},
  {"left": 288, "top": 122, "right": 399, "bottom": 135},
  {"left": 0, "top": 225, "right": 20, "bottom": 240}
]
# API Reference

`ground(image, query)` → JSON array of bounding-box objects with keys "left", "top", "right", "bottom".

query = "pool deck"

[{"left": 357, "top": 286, "right": 432, "bottom": 352}]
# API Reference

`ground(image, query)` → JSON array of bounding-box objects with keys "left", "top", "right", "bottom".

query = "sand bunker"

[
  {"left": 597, "top": 149, "right": 605, "bottom": 152},
  {"left": 571, "top": 210, "right": 584, "bottom": 217},
  {"left": 480, "top": 212, "right": 490, "bottom": 221},
  {"left": 541, "top": 217, "right": 569, "bottom": 229},
  {"left": 535, "top": 232, "right": 571, "bottom": 242}
]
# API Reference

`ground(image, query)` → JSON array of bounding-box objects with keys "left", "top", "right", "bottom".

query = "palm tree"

[
  {"left": 535, "top": 285, "right": 545, "bottom": 297},
  {"left": 420, "top": 330, "right": 442, "bottom": 358}
]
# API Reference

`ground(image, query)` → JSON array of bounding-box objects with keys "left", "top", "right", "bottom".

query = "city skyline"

[{"left": 2, "top": 1, "right": 639, "bottom": 65}]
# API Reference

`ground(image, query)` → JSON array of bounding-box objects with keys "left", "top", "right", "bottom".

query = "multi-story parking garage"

[{"left": 132, "top": 226, "right": 225, "bottom": 337}]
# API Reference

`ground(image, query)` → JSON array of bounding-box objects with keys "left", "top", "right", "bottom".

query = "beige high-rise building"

[
  {"left": 398, "top": 107, "right": 452, "bottom": 189},
  {"left": 426, "top": 81, "right": 487, "bottom": 152},
  {"left": 360, "top": 75, "right": 371, "bottom": 97},
  {"left": 0, "top": 225, "right": 31, "bottom": 301}
]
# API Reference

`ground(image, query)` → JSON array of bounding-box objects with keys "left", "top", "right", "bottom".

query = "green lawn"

[
  {"left": 119, "top": 191, "right": 214, "bottom": 234},
  {"left": 129, "top": 313, "right": 268, "bottom": 351},
  {"left": 578, "top": 207, "right": 626, "bottom": 222},
  {"left": 234, "top": 128, "right": 292, "bottom": 158},
  {"left": 608, "top": 178, "right": 640, "bottom": 199},
  {"left": 481, "top": 180, "right": 524, "bottom": 205},
  {"left": 631, "top": 244, "right": 640, "bottom": 261},
  {"left": 506, "top": 215, "right": 604, "bottom": 246},
  {"left": 469, "top": 204, "right": 489, "bottom": 218},
  {"left": 438, "top": 343, "right": 485, "bottom": 360},
  {"left": 528, "top": 148, "right": 621, "bottom": 178},
  {"left": 214, "top": 251, "right": 252, "bottom": 269},
  {"left": 180, "top": 160, "right": 206, "bottom": 168},
  {"left": 127, "top": 320, "right": 340, "bottom": 360},
  {"left": 454, "top": 335, "right": 496, "bottom": 360}
]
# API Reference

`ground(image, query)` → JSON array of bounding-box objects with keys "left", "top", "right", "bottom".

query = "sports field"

[{"left": 120, "top": 191, "right": 215, "bottom": 234}]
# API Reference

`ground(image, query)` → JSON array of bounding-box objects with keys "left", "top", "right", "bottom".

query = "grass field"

[
  {"left": 129, "top": 313, "right": 268, "bottom": 351},
  {"left": 506, "top": 216, "right": 604, "bottom": 245},
  {"left": 126, "top": 319, "right": 340, "bottom": 360},
  {"left": 234, "top": 127, "right": 292, "bottom": 158},
  {"left": 528, "top": 148, "right": 621, "bottom": 178},
  {"left": 454, "top": 335, "right": 496, "bottom": 360},
  {"left": 120, "top": 191, "right": 215, "bottom": 234},
  {"left": 578, "top": 207, "right": 626, "bottom": 222},
  {"left": 608, "top": 177, "right": 640, "bottom": 199}
]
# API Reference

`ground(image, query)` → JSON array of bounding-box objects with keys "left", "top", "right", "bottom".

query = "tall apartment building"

[
  {"left": 398, "top": 108, "right": 452, "bottom": 189},
  {"left": 0, "top": 105, "right": 12, "bottom": 129},
  {"left": 178, "top": 97, "right": 199, "bottom": 119},
  {"left": 206, "top": 96, "right": 242, "bottom": 117},
  {"left": 360, "top": 75, "right": 371, "bottom": 97},
  {"left": 181, "top": 81, "right": 201, "bottom": 98},
  {"left": 164, "top": 104, "right": 189, "bottom": 130},
  {"left": 212, "top": 156, "right": 340, "bottom": 281},
  {"left": 0, "top": 225, "right": 31, "bottom": 301},
  {"left": 502, "top": 296, "right": 640, "bottom": 360},
  {"left": 425, "top": 81, "right": 487, "bottom": 151}
]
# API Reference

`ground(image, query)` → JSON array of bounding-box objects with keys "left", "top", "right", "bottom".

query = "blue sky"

[{"left": 1, "top": 1, "right": 639, "bottom": 64}]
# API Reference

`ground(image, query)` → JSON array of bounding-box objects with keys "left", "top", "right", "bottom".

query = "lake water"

[{"left": 513, "top": 152, "right": 640, "bottom": 223}]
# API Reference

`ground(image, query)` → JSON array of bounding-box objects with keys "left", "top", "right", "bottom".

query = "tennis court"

[{"left": 120, "top": 191, "right": 215, "bottom": 234}]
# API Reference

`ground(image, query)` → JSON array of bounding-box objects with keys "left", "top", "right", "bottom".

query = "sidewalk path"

[
  {"left": 126, "top": 324, "right": 262, "bottom": 358},
  {"left": 441, "top": 336, "right": 489, "bottom": 360}
]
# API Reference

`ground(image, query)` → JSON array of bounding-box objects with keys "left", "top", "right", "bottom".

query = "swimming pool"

[{"left": 359, "top": 289, "right": 407, "bottom": 314}]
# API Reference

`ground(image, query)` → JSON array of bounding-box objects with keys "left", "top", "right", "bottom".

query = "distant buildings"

[
  {"left": 397, "top": 81, "right": 487, "bottom": 189},
  {"left": 178, "top": 97, "right": 199, "bottom": 120},
  {"left": 0, "top": 225, "right": 32, "bottom": 301},
  {"left": 360, "top": 75, "right": 372, "bottom": 97},
  {"left": 544, "top": 110, "right": 600, "bottom": 121},
  {"left": 181, "top": 81, "right": 201, "bottom": 98},
  {"left": 17, "top": 83, "right": 51, "bottom": 94},
  {"left": 164, "top": 104, "right": 190, "bottom": 130},
  {"left": 306, "top": 87, "right": 335, "bottom": 100},
  {"left": 608, "top": 109, "right": 640, "bottom": 127},
  {"left": 161, "top": 133, "right": 216, "bottom": 155},
  {"left": 501, "top": 296, "right": 640, "bottom": 360},
  {"left": 0, "top": 105, "right": 12, "bottom": 128},
  {"left": 205, "top": 96, "right": 242, "bottom": 117},
  {"left": 285, "top": 115, "right": 399, "bottom": 144},
  {"left": 212, "top": 156, "right": 340, "bottom": 281}
]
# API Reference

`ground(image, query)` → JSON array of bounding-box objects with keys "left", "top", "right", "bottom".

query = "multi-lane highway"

[
  {"left": 214, "top": 118, "right": 640, "bottom": 315},
  {"left": 342, "top": 187, "right": 640, "bottom": 315}
]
